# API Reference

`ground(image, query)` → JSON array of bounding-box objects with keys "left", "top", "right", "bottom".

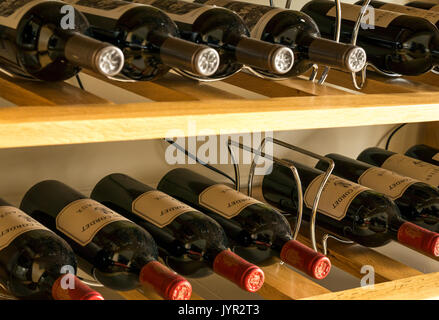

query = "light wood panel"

[
  {"left": 302, "top": 272, "right": 439, "bottom": 300},
  {"left": 82, "top": 71, "right": 197, "bottom": 102},
  {"left": 0, "top": 74, "right": 110, "bottom": 106},
  {"left": 224, "top": 73, "right": 313, "bottom": 97},
  {"left": 155, "top": 73, "right": 244, "bottom": 100},
  {"left": 257, "top": 258, "right": 331, "bottom": 300},
  {"left": 419, "top": 122, "right": 439, "bottom": 149},
  {"left": 1, "top": 91, "right": 439, "bottom": 148}
]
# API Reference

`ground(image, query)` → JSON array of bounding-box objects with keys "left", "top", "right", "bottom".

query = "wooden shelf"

[
  {"left": 1, "top": 67, "right": 439, "bottom": 300},
  {"left": 1, "top": 69, "right": 439, "bottom": 149}
]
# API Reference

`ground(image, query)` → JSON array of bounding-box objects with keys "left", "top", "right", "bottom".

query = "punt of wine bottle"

[
  {"left": 301, "top": 0, "right": 439, "bottom": 76},
  {"left": 20, "top": 181, "right": 192, "bottom": 300},
  {"left": 0, "top": 199, "right": 103, "bottom": 300},
  {"left": 156, "top": 168, "right": 331, "bottom": 280},
  {"left": 91, "top": 174, "right": 265, "bottom": 293},
  {"left": 406, "top": 1, "right": 439, "bottom": 11},
  {"left": 405, "top": 144, "right": 439, "bottom": 167},
  {"left": 124, "top": 0, "right": 295, "bottom": 79},
  {"left": 358, "top": 147, "right": 439, "bottom": 188},
  {"left": 315, "top": 153, "right": 439, "bottom": 232},
  {"left": 262, "top": 160, "right": 439, "bottom": 257},
  {"left": 64, "top": 0, "right": 220, "bottom": 81},
  {"left": 195, "top": 0, "right": 367, "bottom": 76},
  {"left": 0, "top": 0, "right": 124, "bottom": 81}
]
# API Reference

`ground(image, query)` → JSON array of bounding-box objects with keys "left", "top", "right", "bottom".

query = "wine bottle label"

[
  {"left": 358, "top": 167, "right": 418, "bottom": 200},
  {"left": 199, "top": 184, "right": 262, "bottom": 219},
  {"left": 199, "top": 0, "right": 283, "bottom": 38},
  {"left": 135, "top": 0, "right": 213, "bottom": 24},
  {"left": 379, "top": 3, "right": 439, "bottom": 24},
  {"left": 64, "top": 0, "right": 143, "bottom": 20},
  {"left": 132, "top": 190, "right": 194, "bottom": 228},
  {"left": 327, "top": 3, "right": 401, "bottom": 28},
  {"left": 381, "top": 154, "right": 439, "bottom": 187},
  {"left": 0, "top": 206, "right": 50, "bottom": 251},
  {"left": 0, "top": 0, "right": 61, "bottom": 29},
  {"left": 304, "top": 175, "right": 369, "bottom": 221},
  {"left": 56, "top": 199, "right": 129, "bottom": 246},
  {"left": 433, "top": 153, "right": 439, "bottom": 162}
]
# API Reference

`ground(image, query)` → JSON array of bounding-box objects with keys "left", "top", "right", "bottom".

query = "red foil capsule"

[
  {"left": 51, "top": 274, "right": 104, "bottom": 300},
  {"left": 213, "top": 249, "right": 265, "bottom": 292},
  {"left": 280, "top": 239, "right": 331, "bottom": 279},
  {"left": 397, "top": 222, "right": 439, "bottom": 257},
  {"left": 140, "top": 261, "right": 192, "bottom": 300}
]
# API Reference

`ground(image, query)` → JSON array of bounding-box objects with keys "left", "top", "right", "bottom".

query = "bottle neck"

[
  {"left": 234, "top": 36, "right": 294, "bottom": 75},
  {"left": 211, "top": 249, "right": 265, "bottom": 292},
  {"left": 51, "top": 274, "right": 104, "bottom": 300},
  {"left": 389, "top": 219, "right": 439, "bottom": 257},
  {"left": 60, "top": 32, "right": 124, "bottom": 76},
  {"left": 148, "top": 31, "right": 219, "bottom": 77},
  {"left": 299, "top": 33, "right": 367, "bottom": 73}
]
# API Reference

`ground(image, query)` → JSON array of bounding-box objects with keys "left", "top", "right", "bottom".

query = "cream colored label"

[
  {"left": 132, "top": 190, "right": 194, "bottom": 228},
  {"left": 64, "top": 0, "right": 143, "bottom": 20},
  {"left": 0, "top": 0, "right": 60, "bottom": 29},
  {"left": 358, "top": 167, "right": 417, "bottom": 200},
  {"left": 380, "top": 3, "right": 439, "bottom": 24},
  {"left": 304, "top": 175, "right": 369, "bottom": 221},
  {"left": 199, "top": 184, "right": 262, "bottom": 219},
  {"left": 429, "top": 4, "right": 439, "bottom": 12},
  {"left": 381, "top": 154, "right": 439, "bottom": 187},
  {"left": 0, "top": 206, "right": 50, "bottom": 251},
  {"left": 433, "top": 153, "right": 439, "bottom": 162},
  {"left": 202, "top": 0, "right": 283, "bottom": 38},
  {"left": 134, "top": 0, "right": 213, "bottom": 24},
  {"left": 56, "top": 199, "right": 129, "bottom": 246},
  {"left": 327, "top": 3, "right": 401, "bottom": 28}
]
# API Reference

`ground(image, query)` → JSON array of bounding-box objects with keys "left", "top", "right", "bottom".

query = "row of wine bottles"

[
  {"left": 2, "top": 140, "right": 439, "bottom": 300},
  {"left": 8, "top": 0, "right": 439, "bottom": 83},
  {"left": 197, "top": 0, "right": 439, "bottom": 77},
  {"left": 0, "top": 0, "right": 370, "bottom": 82}
]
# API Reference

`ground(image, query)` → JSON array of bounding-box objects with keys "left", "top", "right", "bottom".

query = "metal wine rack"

[{"left": 0, "top": 0, "right": 439, "bottom": 300}]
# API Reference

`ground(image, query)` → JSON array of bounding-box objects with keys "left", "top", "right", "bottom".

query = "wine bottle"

[
  {"left": 0, "top": 0, "right": 125, "bottom": 81},
  {"left": 156, "top": 168, "right": 331, "bottom": 280},
  {"left": 261, "top": 160, "right": 439, "bottom": 257},
  {"left": 0, "top": 198, "right": 103, "bottom": 300},
  {"left": 406, "top": 1, "right": 439, "bottom": 11},
  {"left": 358, "top": 147, "right": 439, "bottom": 188},
  {"left": 20, "top": 180, "right": 192, "bottom": 300},
  {"left": 405, "top": 144, "right": 439, "bottom": 167},
  {"left": 64, "top": 0, "right": 220, "bottom": 81},
  {"left": 91, "top": 173, "right": 265, "bottom": 293},
  {"left": 360, "top": 0, "right": 439, "bottom": 28},
  {"left": 301, "top": 0, "right": 439, "bottom": 76},
  {"left": 195, "top": 0, "right": 367, "bottom": 76},
  {"left": 123, "top": 0, "right": 295, "bottom": 79},
  {"left": 315, "top": 153, "right": 439, "bottom": 232}
]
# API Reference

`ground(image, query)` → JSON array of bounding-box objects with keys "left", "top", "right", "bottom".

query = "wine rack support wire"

[
  {"left": 173, "top": 66, "right": 243, "bottom": 83},
  {"left": 0, "top": 65, "right": 39, "bottom": 82},
  {"left": 321, "top": 234, "right": 354, "bottom": 256},
  {"left": 227, "top": 136, "right": 352, "bottom": 255},
  {"left": 317, "top": 0, "right": 342, "bottom": 86},
  {"left": 165, "top": 136, "right": 331, "bottom": 254}
]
